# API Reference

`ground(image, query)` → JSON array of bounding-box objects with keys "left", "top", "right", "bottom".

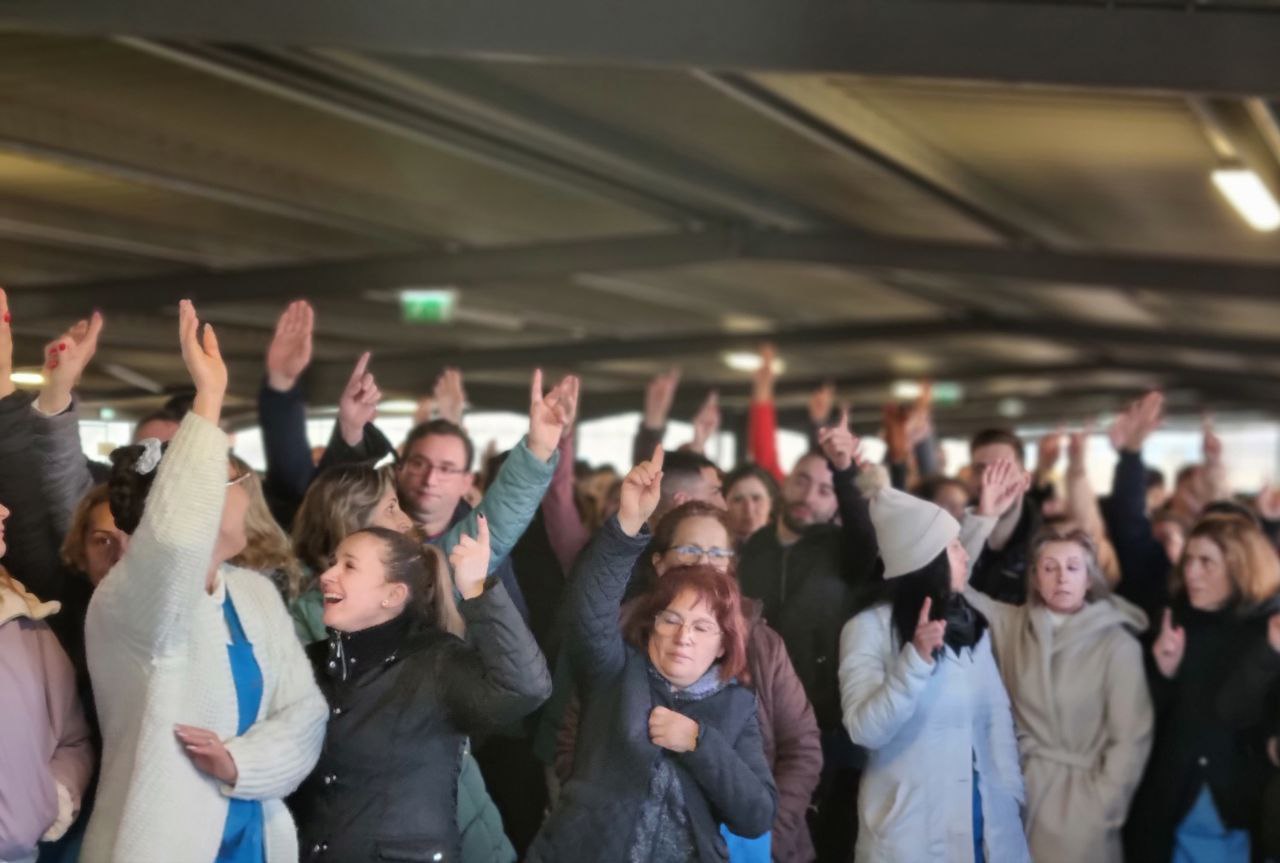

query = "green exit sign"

[{"left": 400, "top": 288, "right": 457, "bottom": 323}]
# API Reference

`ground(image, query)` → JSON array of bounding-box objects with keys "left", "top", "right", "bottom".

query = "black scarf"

[
  {"left": 942, "top": 593, "right": 986, "bottom": 654},
  {"left": 325, "top": 611, "right": 412, "bottom": 683}
]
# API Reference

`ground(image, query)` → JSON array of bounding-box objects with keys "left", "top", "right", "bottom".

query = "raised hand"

[
  {"left": 37, "top": 311, "right": 104, "bottom": 415},
  {"left": 174, "top": 725, "right": 238, "bottom": 786},
  {"left": 1153, "top": 608, "right": 1186, "bottom": 679},
  {"left": 751, "top": 343, "right": 778, "bottom": 402},
  {"left": 433, "top": 367, "right": 467, "bottom": 425},
  {"left": 1202, "top": 414, "right": 1224, "bottom": 466},
  {"left": 818, "top": 409, "right": 864, "bottom": 472},
  {"left": 808, "top": 382, "right": 836, "bottom": 426},
  {"left": 556, "top": 374, "right": 581, "bottom": 441},
  {"left": 0, "top": 288, "right": 12, "bottom": 399},
  {"left": 882, "top": 403, "right": 909, "bottom": 464},
  {"left": 643, "top": 368, "right": 680, "bottom": 430},
  {"left": 1067, "top": 422, "right": 1093, "bottom": 475},
  {"left": 449, "top": 514, "right": 491, "bottom": 600},
  {"left": 1109, "top": 391, "right": 1163, "bottom": 453},
  {"left": 265, "top": 299, "right": 314, "bottom": 392},
  {"left": 690, "top": 390, "right": 720, "bottom": 453},
  {"left": 337, "top": 352, "right": 380, "bottom": 446},
  {"left": 911, "top": 596, "right": 946, "bottom": 664},
  {"left": 413, "top": 394, "right": 436, "bottom": 426},
  {"left": 979, "top": 457, "right": 1029, "bottom": 518},
  {"left": 649, "top": 706, "right": 700, "bottom": 753},
  {"left": 528, "top": 370, "right": 579, "bottom": 461},
  {"left": 178, "top": 300, "right": 226, "bottom": 423},
  {"left": 1036, "top": 426, "right": 1064, "bottom": 479},
  {"left": 904, "top": 381, "right": 933, "bottom": 447},
  {"left": 618, "top": 445, "right": 664, "bottom": 536}
]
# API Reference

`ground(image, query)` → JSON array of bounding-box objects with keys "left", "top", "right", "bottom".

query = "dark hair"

[
  {"left": 162, "top": 391, "right": 195, "bottom": 418},
  {"left": 108, "top": 442, "right": 169, "bottom": 534},
  {"left": 661, "top": 450, "right": 719, "bottom": 500},
  {"left": 348, "top": 526, "right": 441, "bottom": 624},
  {"left": 968, "top": 428, "right": 1026, "bottom": 464},
  {"left": 723, "top": 464, "right": 780, "bottom": 513},
  {"left": 133, "top": 408, "right": 182, "bottom": 434},
  {"left": 914, "top": 474, "right": 970, "bottom": 505},
  {"left": 621, "top": 564, "right": 750, "bottom": 684},
  {"left": 885, "top": 550, "right": 953, "bottom": 650},
  {"left": 401, "top": 419, "right": 475, "bottom": 472},
  {"left": 652, "top": 501, "right": 735, "bottom": 560},
  {"left": 1145, "top": 468, "right": 1166, "bottom": 491}
]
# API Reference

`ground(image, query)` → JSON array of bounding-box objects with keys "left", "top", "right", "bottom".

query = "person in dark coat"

[
  {"left": 965, "top": 428, "right": 1043, "bottom": 605},
  {"left": 290, "top": 517, "right": 552, "bottom": 863},
  {"left": 529, "top": 447, "right": 777, "bottom": 863},
  {"left": 1124, "top": 512, "right": 1280, "bottom": 863}
]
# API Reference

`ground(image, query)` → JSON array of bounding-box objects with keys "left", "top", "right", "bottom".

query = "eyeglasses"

[
  {"left": 226, "top": 472, "right": 250, "bottom": 487},
  {"left": 654, "top": 610, "right": 722, "bottom": 638},
  {"left": 668, "top": 544, "right": 735, "bottom": 564},
  {"left": 400, "top": 456, "right": 469, "bottom": 478}
]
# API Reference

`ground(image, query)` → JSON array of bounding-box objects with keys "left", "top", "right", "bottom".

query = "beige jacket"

[{"left": 964, "top": 585, "right": 1153, "bottom": 863}]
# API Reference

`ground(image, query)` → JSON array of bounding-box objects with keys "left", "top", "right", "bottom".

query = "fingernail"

[
  {"left": 2, "top": 312, "right": 9, "bottom": 323},
  {"left": 49, "top": 360, "right": 58, "bottom": 369},
  {"left": 58, "top": 343, "right": 66, "bottom": 352}
]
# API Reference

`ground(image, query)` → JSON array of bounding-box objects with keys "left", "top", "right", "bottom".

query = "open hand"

[
  {"left": 690, "top": 390, "right": 720, "bottom": 452},
  {"left": 175, "top": 725, "right": 238, "bottom": 786},
  {"left": 978, "top": 457, "right": 1028, "bottom": 518},
  {"left": 643, "top": 369, "right": 680, "bottom": 430},
  {"left": 38, "top": 311, "right": 104, "bottom": 414},
  {"left": 265, "top": 300, "right": 314, "bottom": 391},
  {"left": 178, "top": 300, "right": 226, "bottom": 423},
  {"left": 433, "top": 367, "right": 467, "bottom": 425},
  {"left": 618, "top": 445, "right": 664, "bottom": 536},
  {"left": 1109, "top": 391, "right": 1163, "bottom": 453},
  {"left": 449, "top": 514, "right": 491, "bottom": 600}
]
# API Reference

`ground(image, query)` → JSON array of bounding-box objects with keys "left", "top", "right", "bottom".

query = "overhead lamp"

[
  {"left": 9, "top": 371, "right": 44, "bottom": 386},
  {"left": 378, "top": 399, "right": 419, "bottom": 414},
  {"left": 997, "top": 397, "right": 1026, "bottom": 419},
  {"left": 399, "top": 288, "right": 458, "bottom": 323},
  {"left": 723, "top": 351, "right": 785, "bottom": 374},
  {"left": 891, "top": 380, "right": 923, "bottom": 400},
  {"left": 1211, "top": 168, "right": 1280, "bottom": 232}
]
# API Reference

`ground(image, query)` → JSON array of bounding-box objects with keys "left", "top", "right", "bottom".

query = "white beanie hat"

[{"left": 870, "top": 486, "right": 960, "bottom": 579}]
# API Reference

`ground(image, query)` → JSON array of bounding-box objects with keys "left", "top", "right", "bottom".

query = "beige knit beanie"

[{"left": 870, "top": 486, "right": 960, "bottom": 579}]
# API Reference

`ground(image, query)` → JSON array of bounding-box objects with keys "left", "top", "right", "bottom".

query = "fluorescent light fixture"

[
  {"left": 723, "top": 351, "right": 785, "bottom": 374},
  {"left": 1212, "top": 168, "right": 1280, "bottom": 232},
  {"left": 99, "top": 407, "right": 117, "bottom": 421},
  {"left": 891, "top": 380, "right": 964, "bottom": 404},
  {"left": 399, "top": 288, "right": 458, "bottom": 323},
  {"left": 378, "top": 399, "right": 419, "bottom": 414},
  {"left": 891, "top": 380, "right": 923, "bottom": 400},
  {"left": 997, "top": 397, "right": 1026, "bottom": 419},
  {"left": 9, "top": 371, "right": 43, "bottom": 385}
]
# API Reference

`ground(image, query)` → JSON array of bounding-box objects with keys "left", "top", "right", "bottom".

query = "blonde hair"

[
  {"left": 229, "top": 456, "right": 305, "bottom": 599},
  {"left": 292, "top": 463, "right": 464, "bottom": 636},
  {"left": 1177, "top": 513, "right": 1280, "bottom": 608},
  {"left": 1027, "top": 525, "right": 1111, "bottom": 607},
  {"left": 61, "top": 484, "right": 111, "bottom": 573}
]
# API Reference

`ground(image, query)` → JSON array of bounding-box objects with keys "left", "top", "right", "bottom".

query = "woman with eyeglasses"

[
  {"left": 555, "top": 498, "right": 821, "bottom": 862},
  {"left": 529, "top": 447, "right": 777, "bottom": 863},
  {"left": 83, "top": 301, "right": 327, "bottom": 863}
]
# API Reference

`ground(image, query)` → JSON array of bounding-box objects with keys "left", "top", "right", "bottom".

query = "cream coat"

[
  {"left": 839, "top": 605, "right": 1030, "bottom": 863},
  {"left": 965, "top": 587, "right": 1153, "bottom": 863},
  {"left": 82, "top": 414, "right": 327, "bottom": 863}
]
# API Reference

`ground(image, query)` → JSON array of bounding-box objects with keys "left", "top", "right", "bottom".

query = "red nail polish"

[
  {"left": 2, "top": 312, "right": 9, "bottom": 323},
  {"left": 58, "top": 343, "right": 66, "bottom": 351},
  {"left": 49, "top": 360, "right": 58, "bottom": 369}
]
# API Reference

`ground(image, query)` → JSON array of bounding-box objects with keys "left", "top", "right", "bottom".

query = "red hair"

[{"left": 622, "top": 564, "right": 750, "bottom": 685}]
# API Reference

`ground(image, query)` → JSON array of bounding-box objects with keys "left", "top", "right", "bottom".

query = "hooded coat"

[{"left": 964, "top": 588, "right": 1153, "bottom": 863}]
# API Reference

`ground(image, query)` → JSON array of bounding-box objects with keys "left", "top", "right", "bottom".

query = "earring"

[{"left": 381, "top": 600, "right": 389, "bottom": 608}]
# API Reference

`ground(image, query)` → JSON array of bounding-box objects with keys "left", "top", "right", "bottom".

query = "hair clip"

[{"left": 134, "top": 438, "right": 163, "bottom": 476}]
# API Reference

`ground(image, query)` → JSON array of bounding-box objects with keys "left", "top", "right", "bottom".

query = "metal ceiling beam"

[
  {"left": 21, "top": 227, "right": 1280, "bottom": 315},
  {"left": 0, "top": 96, "right": 429, "bottom": 247},
  {"left": 5, "top": 1, "right": 1280, "bottom": 96}
]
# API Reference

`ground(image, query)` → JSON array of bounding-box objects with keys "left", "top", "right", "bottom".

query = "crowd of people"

[{"left": 3, "top": 287, "right": 1280, "bottom": 863}]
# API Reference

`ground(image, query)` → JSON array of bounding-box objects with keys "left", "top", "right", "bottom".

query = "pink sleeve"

[
  {"left": 749, "top": 401, "right": 785, "bottom": 483},
  {"left": 40, "top": 623, "right": 93, "bottom": 810},
  {"left": 542, "top": 433, "right": 591, "bottom": 575}
]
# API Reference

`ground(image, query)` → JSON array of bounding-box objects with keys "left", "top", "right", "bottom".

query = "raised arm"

[
  {"left": 819, "top": 409, "right": 879, "bottom": 586},
  {"left": 542, "top": 427, "right": 591, "bottom": 574},
  {"left": 747, "top": 344, "right": 784, "bottom": 482},
  {"left": 91, "top": 300, "right": 229, "bottom": 655},
  {"left": 634, "top": 369, "right": 678, "bottom": 468},
  {"left": 259, "top": 300, "right": 318, "bottom": 524},
  {"left": 314, "top": 351, "right": 395, "bottom": 472},
  {"left": 441, "top": 516, "right": 552, "bottom": 731},
  {"left": 438, "top": 370, "right": 575, "bottom": 568},
  {"left": 566, "top": 449, "right": 663, "bottom": 685},
  {"left": 1102, "top": 392, "right": 1171, "bottom": 616}
]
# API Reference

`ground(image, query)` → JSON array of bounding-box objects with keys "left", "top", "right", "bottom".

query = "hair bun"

[{"left": 107, "top": 441, "right": 167, "bottom": 535}]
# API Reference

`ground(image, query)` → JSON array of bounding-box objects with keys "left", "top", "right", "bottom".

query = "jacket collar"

[{"left": 0, "top": 569, "right": 60, "bottom": 625}]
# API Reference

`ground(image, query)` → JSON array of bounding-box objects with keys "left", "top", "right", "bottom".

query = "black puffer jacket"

[
  {"left": 290, "top": 582, "right": 551, "bottom": 863},
  {"left": 529, "top": 518, "right": 776, "bottom": 863}
]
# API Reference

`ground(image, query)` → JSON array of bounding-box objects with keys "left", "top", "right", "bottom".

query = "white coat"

[{"left": 839, "top": 604, "right": 1030, "bottom": 863}]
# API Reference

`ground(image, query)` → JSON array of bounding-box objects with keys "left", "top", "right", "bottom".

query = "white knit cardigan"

[{"left": 82, "top": 414, "right": 328, "bottom": 863}]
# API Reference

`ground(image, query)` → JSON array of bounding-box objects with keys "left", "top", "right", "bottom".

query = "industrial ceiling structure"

[{"left": 3, "top": 0, "right": 1280, "bottom": 433}]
